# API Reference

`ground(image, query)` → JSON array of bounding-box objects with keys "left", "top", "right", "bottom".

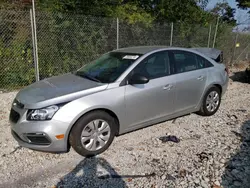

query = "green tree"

[
  {"left": 36, "top": 0, "right": 213, "bottom": 24},
  {"left": 0, "top": 0, "right": 31, "bottom": 10},
  {"left": 236, "top": 0, "right": 250, "bottom": 9},
  {"left": 37, "top": 0, "right": 154, "bottom": 25},
  {"left": 211, "top": 2, "right": 237, "bottom": 25},
  {"left": 124, "top": 0, "right": 209, "bottom": 24}
]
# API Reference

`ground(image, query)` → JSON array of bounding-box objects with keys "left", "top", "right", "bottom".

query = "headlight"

[{"left": 27, "top": 105, "right": 59, "bottom": 121}]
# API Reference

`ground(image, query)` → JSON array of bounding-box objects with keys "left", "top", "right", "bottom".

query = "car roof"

[
  {"left": 113, "top": 46, "right": 222, "bottom": 62},
  {"left": 113, "top": 46, "right": 169, "bottom": 54}
]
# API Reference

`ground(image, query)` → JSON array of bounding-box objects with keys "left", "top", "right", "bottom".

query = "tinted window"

[
  {"left": 76, "top": 52, "right": 142, "bottom": 83},
  {"left": 196, "top": 55, "right": 214, "bottom": 68},
  {"left": 171, "top": 50, "right": 197, "bottom": 73},
  {"left": 132, "top": 51, "right": 171, "bottom": 79}
]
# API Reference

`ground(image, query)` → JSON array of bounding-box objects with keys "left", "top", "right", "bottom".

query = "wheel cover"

[
  {"left": 206, "top": 90, "right": 220, "bottom": 112},
  {"left": 81, "top": 119, "right": 111, "bottom": 151}
]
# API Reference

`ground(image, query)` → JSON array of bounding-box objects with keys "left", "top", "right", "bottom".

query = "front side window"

[
  {"left": 132, "top": 51, "right": 171, "bottom": 79},
  {"left": 76, "top": 52, "right": 142, "bottom": 83}
]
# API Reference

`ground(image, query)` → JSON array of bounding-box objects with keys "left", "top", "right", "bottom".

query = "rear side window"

[
  {"left": 196, "top": 55, "right": 214, "bottom": 68},
  {"left": 171, "top": 50, "right": 198, "bottom": 73}
]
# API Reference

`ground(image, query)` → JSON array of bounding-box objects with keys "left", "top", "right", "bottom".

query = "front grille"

[
  {"left": 25, "top": 133, "right": 51, "bottom": 145},
  {"left": 9, "top": 109, "right": 20, "bottom": 123}
]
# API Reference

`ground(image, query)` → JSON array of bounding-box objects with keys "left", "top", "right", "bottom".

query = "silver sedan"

[{"left": 9, "top": 46, "right": 229, "bottom": 157}]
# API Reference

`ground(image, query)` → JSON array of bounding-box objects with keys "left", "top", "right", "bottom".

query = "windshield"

[{"left": 76, "top": 52, "right": 142, "bottom": 83}]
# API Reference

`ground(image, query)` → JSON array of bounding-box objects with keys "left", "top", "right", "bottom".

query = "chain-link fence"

[
  {"left": 232, "top": 31, "right": 250, "bottom": 64},
  {"left": 0, "top": 10, "right": 34, "bottom": 89},
  {"left": 0, "top": 9, "right": 250, "bottom": 90},
  {"left": 36, "top": 12, "right": 117, "bottom": 80}
]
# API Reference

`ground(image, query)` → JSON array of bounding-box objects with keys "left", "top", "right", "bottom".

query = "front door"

[{"left": 124, "top": 51, "right": 176, "bottom": 128}]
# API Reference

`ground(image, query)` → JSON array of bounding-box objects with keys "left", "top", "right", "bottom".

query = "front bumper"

[{"left": 10, "top": 111, "right": 70, "bottom": 153}]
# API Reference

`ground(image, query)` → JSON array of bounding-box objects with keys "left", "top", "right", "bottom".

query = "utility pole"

[
  {"left": 170, "top": 22, "right": 173, "bottom": 46},
  {"left": 207, "top": 24, "right": 212, "bottom": 48},
  {"left": 116, "top": 17, "right": 119, "bottom": 49},
  {"left": 30, "top": 0, "right": 39, "bottom": 81},
  {"left": 212, "top": 16, "right": 219, "bottom": 48}
]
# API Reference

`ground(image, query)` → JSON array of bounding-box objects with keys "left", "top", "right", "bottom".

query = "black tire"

[
  {"left": 69, "top": 111, "right": 117, "bottom": 157},
  {"left": 198, "top": 86, "right": 221, "bottom": 116}
]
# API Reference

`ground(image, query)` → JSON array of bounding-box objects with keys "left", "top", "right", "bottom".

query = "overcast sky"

[{"left": 207, "top": 0, "right": 249, "bottom": 24}]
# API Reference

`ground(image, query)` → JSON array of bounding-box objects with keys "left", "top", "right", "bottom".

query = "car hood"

[{"left": 15, "top": 73, "right": 108, "bottom": 109}]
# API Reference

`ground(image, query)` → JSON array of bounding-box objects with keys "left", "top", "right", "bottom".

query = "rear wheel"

[
  {"left": 69, "top": 111, "right": 116, "bottom": 157},
  {"left": 198, "top": 86, "right": 221, "bottom": 116}
]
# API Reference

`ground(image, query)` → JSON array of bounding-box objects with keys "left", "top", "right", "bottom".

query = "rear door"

[{"left": 169, "top": 50, "right": 208, "bottom": 112}]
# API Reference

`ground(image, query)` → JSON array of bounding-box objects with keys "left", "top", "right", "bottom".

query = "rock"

[
  {"left": 220, "top": 158, "right": 226, "bottom": 164},
  {"left": 215, "top": 171, "right": 219, "bottom": 177},
  {"left": 214, "top": 180, "right": 220, "bottom": 186},
  {"left": 161, "top": 175, "right": 166, "bottom": 180},
  {"left": 194, "top": 178, "right": 200, "bottom": 184},
  {"left": 212, "top": 183, "right": 222, "bottom": 188},
  {"left": 180, "top": 181, "right": 186, "bottom": 185},
  {"left": 204, "top": 177, "right": 210, "bottom": 183},
  {"left": 126, "top": 147, "right": 134, "bottom": 151},
  {"left": 200, "top": 180, "right": 208, "bottom": 188},
  {"left": 179, "top": 169, "right": 187, "bottom": 177}
]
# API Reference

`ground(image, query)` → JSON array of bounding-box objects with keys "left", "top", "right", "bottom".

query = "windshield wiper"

[{"left": 76, "top": 72, "right": 101, "bottom": 83}]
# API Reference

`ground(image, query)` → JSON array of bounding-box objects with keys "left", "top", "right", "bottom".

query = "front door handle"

[
  {"left": 197, "top": 75, "right": 204, "bottom": 81},
  {"left": 163, "top": 84, "right": 173, "bottom": 90}
]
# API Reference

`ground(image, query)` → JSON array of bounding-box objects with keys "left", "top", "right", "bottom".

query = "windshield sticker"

[{"left": 122, "top": 55, "right": 139, "bottom": 60}]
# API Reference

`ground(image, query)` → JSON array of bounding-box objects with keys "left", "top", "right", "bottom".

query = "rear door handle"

[
  {"left": 197, "top": 76, "right": 204, "bottom": 80},
  {"left": 163, "top": 84, "right": 173, "bottom": 90}
]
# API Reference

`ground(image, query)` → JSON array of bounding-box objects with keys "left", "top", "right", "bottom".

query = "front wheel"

[
  {"left": 198, "top": 86, "right": 221, "bottom": 116},
  {"left": 69, "top": 111, "right": 116, "bottom": 157}
]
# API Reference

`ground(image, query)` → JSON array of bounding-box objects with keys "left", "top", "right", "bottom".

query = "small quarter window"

[{"left": 196, "top": 55, "right": 214, "bottom": 69}]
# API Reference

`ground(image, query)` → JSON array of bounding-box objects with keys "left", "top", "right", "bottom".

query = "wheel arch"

[
  {"left": 213, "top": 84, "right": 222, "bottom": 94},
  {"left": 66, "top": 108, "right": 120, "bottom": 150},
  {"left": 197, "top": 83, "right": 223, "bottom": 109}
]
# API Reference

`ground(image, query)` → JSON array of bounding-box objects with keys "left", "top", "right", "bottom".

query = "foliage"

[
  {"left": 36, "top": 12, "right": 117, "bottom": 79},
  {"left": 0, "top": 0, "right": 31, "bottom": 10},
  {"left": 210, "top": 2, "right": 237, "bottom": 25},
  {"left": 236, "top": 0, "right": 250, "bottom": 9},
  {"left": 36, "top": 0, "right": 211, "bottom": 25},
  {"left": 0, "top": 10, "right": 35, "bottom": 89},
  {"left": 0, "top": 0, "right": 245, "bottom": 90}
]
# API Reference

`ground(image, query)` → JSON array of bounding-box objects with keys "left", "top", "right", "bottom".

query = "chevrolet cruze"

[{"left": 9, "top": 46, "right": 229, "bottom": 157}]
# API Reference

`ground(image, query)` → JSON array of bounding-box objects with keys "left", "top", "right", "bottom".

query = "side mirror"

[{"left": 128, "top": 73, "right": 149, "bottom": 85}]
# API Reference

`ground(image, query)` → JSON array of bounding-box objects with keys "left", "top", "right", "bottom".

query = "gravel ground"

[{"left": 1, "top": 72, "right": 250, "bottom": 188}]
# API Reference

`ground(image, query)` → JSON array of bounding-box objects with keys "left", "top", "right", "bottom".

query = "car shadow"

[
  {"left": 221, "top": 120, "right": 250, "bottom": 187},
  {"left": 56, "top": 157, "right": 128, "bottom": 188},
  {"left": 230, "top": 70, "right": 250, "bottom": 83}
]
